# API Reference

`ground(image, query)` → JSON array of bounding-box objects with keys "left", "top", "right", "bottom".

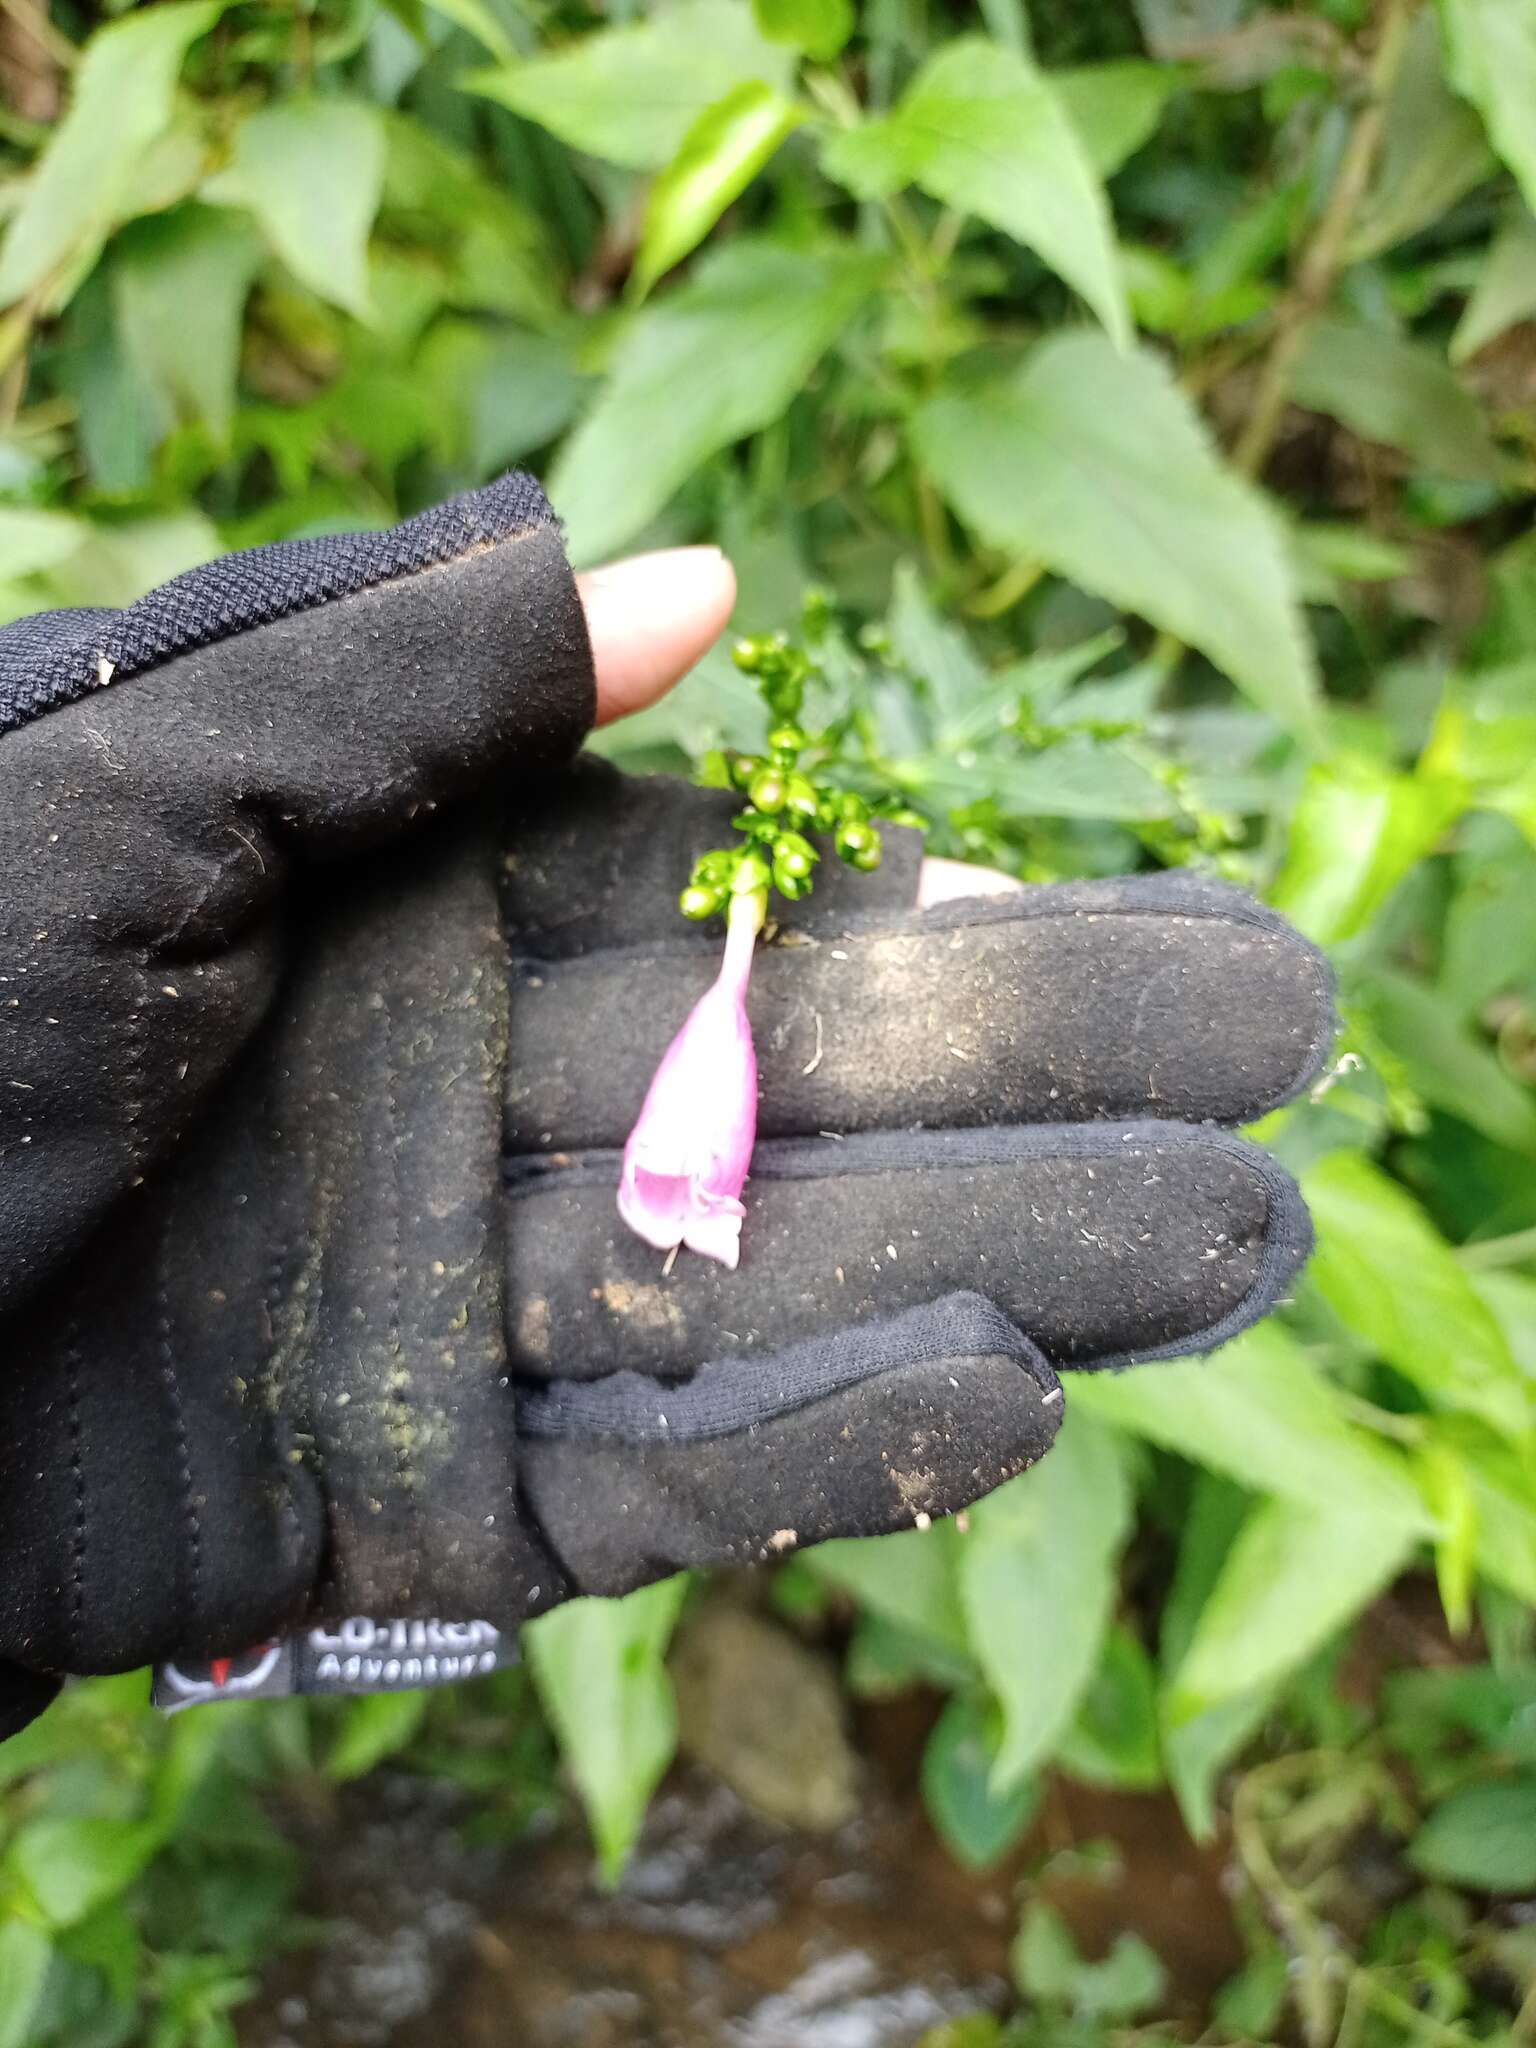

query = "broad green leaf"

[
  {"left": 382, "top": 114, "right": 562, "bottom": 329},
  {"left": 42, "top": 511, "right": 221, "bottom": 609},
  {"left": 632, "top": 83, "right": 802, "bottom": 299},
  {"left": 325, "top": 1690, "right": 428, "bottom": 1781},
  {"left": 0, "top": 1922, "right": 52, "bottom": 2048},
  {"left": 423, "top": 0, "right": 514, "bottom": 62},
  {"left": 824, "top": 39, "right": 1129, "bottom": 347},
  {"left": 211, "top": 100, "right": 386, "bottom": 321},
  {"left": 1269, "top": 758, "right": 1466, "bottom": 946},
  {"left": 526, "top": 1578, "right": 689, "bottom": 1884},
  {"left": 551, "top": 239, "right": 881, "bottom": 564},
  {"left": 1303, "top": 1151, "right": 1532, "bottom": 1439},
  {"left": 1053, "top": 1625, "right": 1162, "bottom": 1790},
  {"left": 913, "top": 333, "right": 1323, "bottom": 744},
  {"left": 1438, "top": 0, "right": 1536, "bottom": 215},
  {"left": 1169, "top": 1497, "right": 1415, "bottom": 1716},
  {"left": 1013, "top": 1901, "right": 1167, "bottom": 2022},
  {"left": 888, "top": 559, "right": 991, "bottom": 733},
  {"left": 463, "top": 0, "right": 790, "bottom": 170},
  {"left": 1361, "top": 967, "right": 1536, "bottom": 1161},
  {"left": 1349, "top": 13, "right": 1496, "bottom": 261},
  {"left": 804, "top": 1520, "right": 971, "bottom": 1660},
  {"left": 112, "top": 205, "right": 259, "bottom": 442},
  {"left": 1291, "top": 318, "right": 1503, "bottom": 484},
  {"left": 753, "top": 0, "right": 853, "bottom": 59},
  {"left": 1070, "top": 1324, "right": 1432, "bottom": 1532},
  {"left": 1410, "top": 1775, "right": 1536, "bottom": 1892},
  {"left": 1471, "top": 1446, "right": 1536, "bottom": 1604},
  {"left": 4, "top": 1816, "right": 159, "bottom": 1929},
  {"left": 0, "top": 507, "right": 87, "bottom": 580},
  {"left": 921, "top": 1694, "right": 1041, "bottom": 1870},
  {"left": 1053, "top": 61, "right": 1182, "bottom": 178},
  {"left": 1452, "top": 207, "right": 1536, "bottom": 362},
  {"left": 0, "top": 2, "right": 222, "bottom": 307},
  {"left": 960, "top": 1411, "right": 1132, "bottom": 1795}
]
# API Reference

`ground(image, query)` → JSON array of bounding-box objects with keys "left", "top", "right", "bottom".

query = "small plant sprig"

[
  {"left": 618, "top": 602, "right": 925, "bottom": 1269},
  {"left": 677, "top": 618, "right": 926, "bottom": 926}
]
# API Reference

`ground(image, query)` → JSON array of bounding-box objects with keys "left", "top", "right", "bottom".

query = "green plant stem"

[{"left": 1232, "top": 0, "right": 1414, "bottom": 479}]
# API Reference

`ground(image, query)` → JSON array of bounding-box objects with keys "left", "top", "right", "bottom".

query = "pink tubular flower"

[{"left": 617, "top": 896, "right": 761, "bottom": 1269}]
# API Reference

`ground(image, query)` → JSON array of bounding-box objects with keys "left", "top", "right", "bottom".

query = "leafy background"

[{"left": 2, "top": 0, "right": 1535, "bottom": 2042}]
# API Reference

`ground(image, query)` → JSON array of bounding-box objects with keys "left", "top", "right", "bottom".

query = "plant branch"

[{"left": 1232, "top": 0, "right": 1414, "bottom": 479}]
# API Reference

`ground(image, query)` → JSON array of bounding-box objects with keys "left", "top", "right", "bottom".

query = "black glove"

[{"left": 0, "top": 479, "right": 1334, "bottom": 1738}]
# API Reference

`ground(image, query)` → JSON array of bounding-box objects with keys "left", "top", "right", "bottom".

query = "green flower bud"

[
  {"left": 730, "top": 753, "right": 763, "bottom": 791},
  {"left": 835, "top": 819, "right": 878, "bottom": 864},
  {"left": 785, "top": 773, "right": 820, "bottom": 819},
  {"left": 848, "top": 836, "right": 883, "bottom": 872},
  {"left": 772, "top": 833, "right": 817, "bottom": 880},
  {"left": 680, "top": 883, "right": 721, "bottom": 920},
  {"left": 773, "top": 863, "right": 813, "bottom": 901},
  {"left": 732, "top": 637, "right": 766, "bottom": 673},
  {"left": 747, "top": 769, "right": 787, "bottom": 814},
  {"left": 837, "top": 792, "right": 870, "bottom": 825},
  {"left": 768, "top": 723, "right": 808, "bottom": 756},
  {"left": 732, "top": 852, "right": 773, "bottom": 895}
]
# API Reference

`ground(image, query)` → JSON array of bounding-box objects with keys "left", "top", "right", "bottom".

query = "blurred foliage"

[{"left": 2, "top": 0, "right": 1536, "bottom": 2039}]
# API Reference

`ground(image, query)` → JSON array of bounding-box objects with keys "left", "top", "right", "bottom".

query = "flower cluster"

[{"left": 618, "top": 617, "right": 924, "bottom": 1269}]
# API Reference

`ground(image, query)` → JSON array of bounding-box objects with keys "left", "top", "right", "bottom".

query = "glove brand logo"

[
  {"left": 308, "top": 1617, "right": 503, "bottom": 1690},
  {"left": 152, "top": 1618, "right": 505, "bottom": 1711},
  {"left": 156, "top": 1643, "right": 288, "bottom": 1706}
]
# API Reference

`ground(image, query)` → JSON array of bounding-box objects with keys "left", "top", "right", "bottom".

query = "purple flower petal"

[{"left": 618, "top": 900, "right": 760, "bottom": 1267}]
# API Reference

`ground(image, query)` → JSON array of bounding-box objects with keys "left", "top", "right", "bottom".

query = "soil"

[{"left": 240, "top": 1695, "right": 1242, "bottom": 2048}]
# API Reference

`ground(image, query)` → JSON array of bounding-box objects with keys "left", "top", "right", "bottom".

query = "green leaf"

[
  {"left": 1410, "top": 1774, "right": 1536, "bottom": 1892},
  {"left": 1169, "top": 1497, "right": 1415, "bottom": 1717},
  {"left": 959, "top": 1411, "right": 1131, "bottom": 1795},
  {"left": 913, "top": 333, "right": 1323, "bottom": 745},
  {"left": 211, "top": 99, "right": 386, "bottom": 321},
  {"left": 112, "top": 205, "right": 259, "bottom": 443},
  {"left": 422, "top": 0, "right": 514, "bottom": 62},
  {"left": 805, "top": 1520, "right": 972, "bottom": 1661},
  {"left": 1268, "top": 758, "right": 1466, "bottom": 946},
  {"left": 1159, "top": 1478, "right": 1276, "bottom": 1838},
  {"left": 1291, "top": 318, "right": 1503, "bottom": 483},
  {"left": 525, "top": 1578, "right": 689, "bottom": 1884},
  {"left": 921, "top": 1694, "right": 1041, "bottom": 1870},
  {"left": 1303, "top": 1150, "right": 1533, "bottom": 1438},
  {"left": 1052, "top": 60, "right": 1182, "bottom": 177},
  {"left": 753, "top": 0, "right": 853, "bottom": 60},
  {"left": 1069, "top": 1323, "right": 1432, "bottom": 1531},
  {"left": 0, "top": 507, "right": 87, "bottom": 580},
  {"left": 326, "top": 1690, "right": 429, "bottom": 1782},
  {"left": 1054, "top": 1624, "right": 1163, "bottom": 1790},
  {"left": 824, "top": 39, "right": 1129, "bottom": 347},
  {"left": 1361, "top": 966, "right": 1536, "bottom": 1162},
  {"left": 632, "top": 83, "right": 802, "bottom": 299},
  {"left": 0, "top": 1, "right": 222, "bottom": 308},
  {"left": 1452, "top": 207, "right": 1536, "bottom": 362},
  {"left": 1013, "top": 1902, "right": 1167, "bottom": 2022},
  {"left": 463, "top": 0, "right": 790, "bottom": 170},
  {"left": 1349, "top": 13, "right": 1496, "bottom": 260},
  {"left": 0, "top": 1921, "right": 52, "bottom": 2048},
  {"left": 550, "top": 238, "right": 881, "bottom": 564},
  {"left": 1438, "top": 0, "right": 1536, "bottom": 215},
  {"left": 5, "top": 1816, "right": 159, "bottom": 1930}
]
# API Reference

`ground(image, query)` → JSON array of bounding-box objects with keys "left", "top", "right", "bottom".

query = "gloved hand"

[{"left": 0, "top": 477, "right": 1334, "bottom": 1737}]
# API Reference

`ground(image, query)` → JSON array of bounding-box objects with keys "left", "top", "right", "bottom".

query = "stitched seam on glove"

[
  {"left": 0, "top": 472, "right": 555, "bottom": 739},
  {"left": 516, "top": 1291, "right": 1055, "bottom": 1442}
]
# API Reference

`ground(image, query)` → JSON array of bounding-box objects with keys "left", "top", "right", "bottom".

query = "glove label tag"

[{"left": 151, "top": 1617, "right": 509, "bottom": 1712}]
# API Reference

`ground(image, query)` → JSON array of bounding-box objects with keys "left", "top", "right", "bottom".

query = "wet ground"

[{"left": 242, "top": 1690, "right": 1241, "bottom": 2048}]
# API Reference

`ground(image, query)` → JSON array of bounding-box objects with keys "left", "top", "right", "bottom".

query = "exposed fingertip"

[{"left": 580, "top": 547, "right": 738, "bottom": 726}]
